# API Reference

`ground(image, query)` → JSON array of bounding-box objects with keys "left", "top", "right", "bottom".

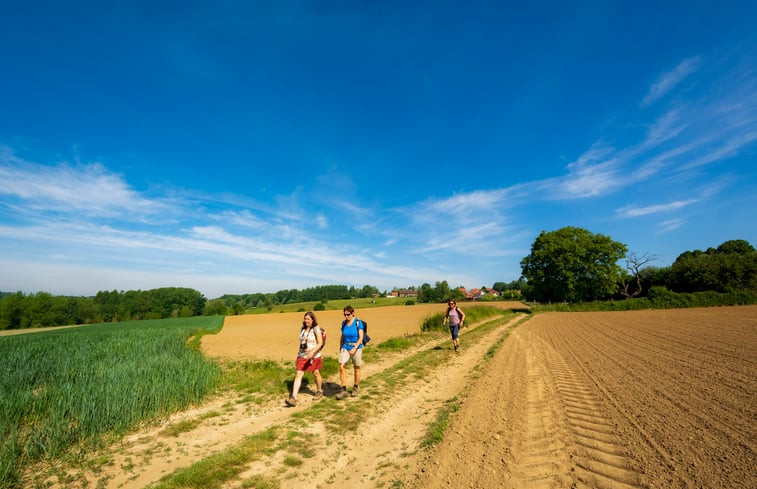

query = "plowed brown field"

[
  {"left": 408, "top": 306, "right": 757, "bottom": 489},
  {"left": 44, "top": 305, "right": 756, "bottom": 489}
]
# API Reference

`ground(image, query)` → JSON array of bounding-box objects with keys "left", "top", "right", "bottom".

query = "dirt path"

[
  {"left": 406, "top": 306, "right": 757, "bottom": 489},
  {"left": 65, "top": 313, "right": 522, "bottom": 489},
  {"left": 274, "top": 314, "right": 526, "bottom": 489}
]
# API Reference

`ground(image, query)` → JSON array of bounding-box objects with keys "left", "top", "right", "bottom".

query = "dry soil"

[{"left": 39, "top": 304, "right": 756, "bottom": 489}]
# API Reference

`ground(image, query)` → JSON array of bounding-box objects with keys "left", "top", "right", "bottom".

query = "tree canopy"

[
  {"left": 521, "top": 227, "right": 627, "bottom": 302},
  {"left": 667, "top": 239, "right": 757, "bottom": 292}
]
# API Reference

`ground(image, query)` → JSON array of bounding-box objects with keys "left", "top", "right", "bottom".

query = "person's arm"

[
  {"left": 459, "top": 308, "right": 465, "bottom": 326},
  {"left": 356, "top": 323, "right": 364, "bottom": 348}
]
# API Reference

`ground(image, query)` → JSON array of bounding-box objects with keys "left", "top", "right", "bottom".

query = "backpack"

[
  {"left": 315, "top": 326, "right": 327, "bottom": 352},
  {"left": 358, "top": 319, "right": 371, "bottom": 346}
]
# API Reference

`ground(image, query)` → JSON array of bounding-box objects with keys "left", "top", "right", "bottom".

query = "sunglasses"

[{"left": 344, "top": 312, "right": 352, "bottom": 317}]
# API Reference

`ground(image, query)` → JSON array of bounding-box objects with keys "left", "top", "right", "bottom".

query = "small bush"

[
  {"left": 377, "top": 337, "right": 413, "bottom": 351},
  {"left": 283, "top": 455, "right": 303, "bottom": 467},
  {"left": 313, "top": 303, "right": 326, "bottom": 311},
  {"left": 405, "top": 300, "right": 415, "bottom": 305}
]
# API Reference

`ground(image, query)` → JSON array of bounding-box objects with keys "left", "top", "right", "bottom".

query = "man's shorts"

[
  {"left": 449, "top": 324, "right": 460, "bottom": 340},
  {"left": 296, "top": 357, "right": 323, "bottom": 372},
  {"left": 338, "top": 347, "right": 363, "bottom": 367}
]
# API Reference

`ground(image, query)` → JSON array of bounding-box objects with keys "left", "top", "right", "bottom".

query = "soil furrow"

[{"left": 533, "top": 308, "right": 756, "bottom": 489}]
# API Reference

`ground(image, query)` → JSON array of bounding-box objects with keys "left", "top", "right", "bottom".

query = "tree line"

[
  {"left": 213, "top": 284, "right": 381, "bottom": 314},
  {"left": 0, "top": 288, "right": 205, "bottom": 330},
  {"left": 0, "top": 284, "right": 384, "bottom": 331},
  {"left": 520, "top": 227, "right": 756, "bottom": 303}
]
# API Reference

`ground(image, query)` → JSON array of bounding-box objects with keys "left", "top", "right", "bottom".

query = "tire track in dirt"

[
  {"left": 408, "top": 317, "right": 608, "bottom": 489},
  {"left": 505, "top": 334, "right": 572, "bottom": 488},
  {"left": 530, "top": 308, "right": 757, "bottom": 489},
  {"left": 530, "top": 324, "right": 643, "bottom": 488},
  {"left": 405, "top": 319, "right": 557, "bottom": 489},
  {"left": 416, "top": 318, "right": 641, "bottom": 489}
]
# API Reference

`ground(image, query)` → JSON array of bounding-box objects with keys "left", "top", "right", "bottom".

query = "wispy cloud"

[
  {"left": 642, "top": 108, "right": 688, "bottom": 147},
  {"left": 642, "top": 56, "right": 701, "bottom": 107},
  {"left": 416, "top": 188, "right": 511, "bottom": 218},
  {"left": 616, "top": 199, "right": 698, "bottom": 218},
  {"left": 680, "top": 130, "right": 757, "bottom": 170},
  {"left": 656, "top": 218, "right": 685, "bottom": 234},
  {"left": 544, "top": 54, "right": 756, "bottom": 201},
  {"left": 0, "top": 149, "right": 161, "bottom": 218},
  {"left": 534, "top": 143, "right": 625, "bottom": 199}
]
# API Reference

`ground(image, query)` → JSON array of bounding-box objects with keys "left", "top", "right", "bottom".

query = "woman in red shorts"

[{"left": 286, "top": 311, "right": 324, "bottom": 406}]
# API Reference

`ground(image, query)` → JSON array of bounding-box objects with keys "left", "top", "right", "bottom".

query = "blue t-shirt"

[{"left": 341, "top": 318, "right": 364, "bottom": 350}]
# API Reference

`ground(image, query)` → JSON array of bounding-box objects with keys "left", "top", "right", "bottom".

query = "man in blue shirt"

[{"left": 336, "top": 305, "right": 364, "bottom": 399}]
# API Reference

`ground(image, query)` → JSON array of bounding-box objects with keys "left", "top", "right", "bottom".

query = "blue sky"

[{"left": 1, "top": 1, "right": 755, "bottom": 299}]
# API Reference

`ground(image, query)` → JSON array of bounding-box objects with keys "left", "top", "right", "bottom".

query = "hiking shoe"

[
  {"left": 351, "top": 387, "right": 359, "bottom": 397},
  {"left": 335, "top": 389, "right": 349, "bottom": 400},
  {"left": 285, "top": 396, "right": 297, "bottom": 407},
  {"left": 454, "top": 345, "right": 459, "bottom": 352},
  {"left": 314, "top": 390, "right": 323, "bottom": 400}
]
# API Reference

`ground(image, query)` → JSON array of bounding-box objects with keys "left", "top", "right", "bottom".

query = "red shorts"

[{"left": 296, "top": 357, "right": 322, "bottom": 372}]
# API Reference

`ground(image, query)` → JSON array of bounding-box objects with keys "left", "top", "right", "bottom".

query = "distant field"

[
  {"left": 201, "top": 302, "right": 525, "bottom": 361},
  {"left": 241, "top": 296, "right": 431, "bottom": 314}
]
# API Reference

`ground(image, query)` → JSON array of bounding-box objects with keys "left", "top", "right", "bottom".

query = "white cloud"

[
  {"left": 617, "top": 200, "right": 698, "bottom": 218},
  {"left": 643, "top": 109, "right": 688, "bottom": 147},
  {"left": 656, "top": 219, "right": 685, "bottom": 234},
  {"left": 536, "top": 144, "right": 625, "bottom": 199},
  {"left": 642, "top": 56, "right": 702, "bottom": 107},
  {"left": 0, "top": 150, "right": 161, "bottom": 218},
  {"left": 219, "top": 209, "right": 269, "bottom": 229}
]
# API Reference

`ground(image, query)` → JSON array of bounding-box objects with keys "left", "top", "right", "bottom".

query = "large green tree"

[{"left": 521, "top": 227, "right": 627, "bottom": 302}]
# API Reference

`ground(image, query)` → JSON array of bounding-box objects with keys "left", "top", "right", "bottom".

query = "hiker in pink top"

[{"left": 443, "top": 300, "right": 465, "bottom": 352}]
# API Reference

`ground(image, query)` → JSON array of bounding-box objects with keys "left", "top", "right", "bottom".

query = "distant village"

[{"left": 389, "top": 286, "right": 520, "bottom": 300}]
